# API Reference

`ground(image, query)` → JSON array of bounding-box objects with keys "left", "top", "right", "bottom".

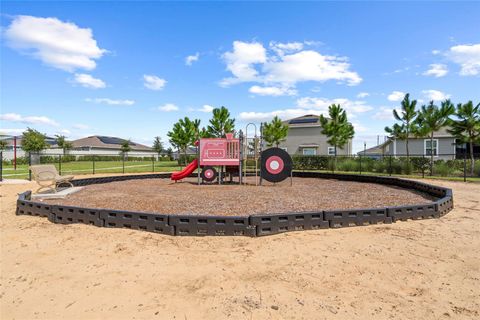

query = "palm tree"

[
  {"left": 415, "top": 100, "right": 455, "bottom": 175},
  {"left": 319, "top": 104, "right": 355, "bottom": 166},
  {"left": 55, "top": 134, "right": 73, "bottom": 155},
  {"left": 385, "top": 93, "right": 418, "bottom": 161},
  {"left": 263, "top": 116, "right": 289, "bottom": 147},
  {"left": 448, "top": 101, "right": 480, "bottom": 175},
  {"left": 207, "top": 106, "right": 235, "bottom": 137}
]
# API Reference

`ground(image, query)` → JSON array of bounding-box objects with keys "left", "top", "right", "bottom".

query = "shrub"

[
  {"left": 475, "top": 161, "right": 480, "bottom": 177},
  {"left": 434, "top": 162, "right": 454, "bottom": 177},
  {"left": 337, "top": 159, "right": 359, "bottom": 172},
  {"left": 410, "top": 157, "right": 430, "bottom": 173},
  {"left": 177, "top": 154, "right": 196, "bottom": 166},
  {"left": 292, "top": 155, "right": 330, "bottom": 170}
]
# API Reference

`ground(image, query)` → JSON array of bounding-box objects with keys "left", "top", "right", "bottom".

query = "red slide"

[{"left": 171, "top": 159, "right": 198, "bottom": 181}]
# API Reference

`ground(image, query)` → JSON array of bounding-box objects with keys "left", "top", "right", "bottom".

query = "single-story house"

[
  {"left": 0, "top": 135, "right": 158, "bottom": 160},
  {"left": 358, "top": 127, "right": 480, "bottom": 160},
  {"left": 70, "top": 136, "right": 155, "bottom": 156},
  {"left": 278, "top": 114, "right": 352, "bottom": 156}
]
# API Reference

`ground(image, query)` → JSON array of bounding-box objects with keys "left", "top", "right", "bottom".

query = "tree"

[
  {"left": 55, "top": 134, "right": 73, "bottom": 155},
  {"left": 384, "top": 93, "right": 418, "bottom": 161},
  {"left": 0, "top": 139, "right": 8, "bottom": 151},
  {"left": 207, "top": 106, "right": 235, "bottom": 137},
  {"left": 21, "top": 128, "right": 49, "bottom": 154},
  {"left": 166, "top": 147, "right": 173, "bottom": 160},
  {"left": 263, "top": 116, "right": 289, "bottom": 147},
  {"left": 447, "top": 101, "right": 480, "bottom": 175},
  {"left": 167, "top": 117, "right": 198, "bottom": 165},
  {"left": 120, "top": 139, "right": 132, "bottom": 158},
  {"left": 415, "top": 100, "right": 455, "bottom": 175},
  {"left": 152, "top": 136, "right": 164, "bottom": 156},
  {"left": 319, "top": 104, "right": 355, "bottom": 165}
]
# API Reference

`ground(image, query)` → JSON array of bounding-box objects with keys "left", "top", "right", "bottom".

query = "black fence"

[
  {"left": 1, "top": 151, "right": 479, "bottom": 182},
  {"left": 15, "top": 172, "right": 454, "bottom": 237},
  {"left": 292, "top": 152, "right": 480, "bottom": 182},
  {"left": 0, "top": 152, "right": 180, "bottom": 181}
]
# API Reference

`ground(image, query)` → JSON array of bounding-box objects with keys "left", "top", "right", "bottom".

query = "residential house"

[
  {"left": 360, "top": 127, "right": 479, "bottom": 160},
  {"left": 278, "top": 115, "right": 352, "bottom": 156}
]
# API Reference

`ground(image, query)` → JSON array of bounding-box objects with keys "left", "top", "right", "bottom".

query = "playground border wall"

[{"left": 16, "top": 172, "right": 454, "bottom": 237}]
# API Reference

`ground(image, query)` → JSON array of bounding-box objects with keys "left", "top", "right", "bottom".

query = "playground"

[
  {"left": 1, "top": 178, "right": 479, "bottom": 319},
  {"left": 44, "top": 177, "right": 435, "bottom": 215}
]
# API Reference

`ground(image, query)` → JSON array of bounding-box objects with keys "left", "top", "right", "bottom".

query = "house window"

[
  {"left": 302, "top": 148, "right": 316, "bottom": 155},
  {"left": 327, "top": 147, "right": 335, "bottom": 156},
  {"left": 424, "top": 139, "right": 438, "bottom": 156}
]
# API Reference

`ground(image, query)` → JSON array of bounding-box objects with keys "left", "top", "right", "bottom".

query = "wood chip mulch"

[{"left": 43, "top": 177, "right": 436, "bottom": 216}]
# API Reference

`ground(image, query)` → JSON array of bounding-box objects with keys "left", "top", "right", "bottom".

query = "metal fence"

[
  {"left": 1, "top": 151, "right": 479, "bottom": 182},
  {"left": 0, "top": 152, "right": 180, "bottom": 181},
  {"left": 292, "top": 152, "right": 480, "bottom": 182}
]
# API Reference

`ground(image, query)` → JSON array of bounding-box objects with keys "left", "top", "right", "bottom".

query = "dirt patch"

[
  {"left": 1, "top": 175, "right": 479, "bottom": 319},
  {"left": 43, "top": 177, "right": 435, "bottom": 215}
]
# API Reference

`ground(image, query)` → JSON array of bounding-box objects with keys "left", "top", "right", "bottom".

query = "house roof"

[
  {"left": 71, "top": 136, "right": 152, "bottom": 151},
  {"left": 282, "top": 114, "right": 320, "bottom": 127}
]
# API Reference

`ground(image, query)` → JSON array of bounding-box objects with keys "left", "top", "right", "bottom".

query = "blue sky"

[{"left": 1, "top": 1, "right": 479, "bottom": 152}]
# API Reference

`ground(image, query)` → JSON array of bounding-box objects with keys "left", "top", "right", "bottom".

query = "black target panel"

[{"left": 260, "top": 148, "right": 293, "bottom": 183}]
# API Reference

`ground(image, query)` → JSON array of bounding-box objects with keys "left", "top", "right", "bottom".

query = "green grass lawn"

[
  {"left": 296, "top": 169, "right": 480, "bottom": 182},
  {"left": 1, "top": 160, "right": 183, "bottom": 180}
]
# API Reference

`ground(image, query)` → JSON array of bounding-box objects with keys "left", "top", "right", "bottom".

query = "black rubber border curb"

[{"left": 16, "top": 172, "right": 454, "bottom": 237}]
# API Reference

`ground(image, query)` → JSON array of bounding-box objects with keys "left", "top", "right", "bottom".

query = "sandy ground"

[
  {"left": 44, "top": 177, "right": 434, "bottom": 215},
  {"left": 1, "top": 174, "right": 479, "bottom": 320}
]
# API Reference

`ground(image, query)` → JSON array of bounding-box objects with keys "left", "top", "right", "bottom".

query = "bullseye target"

[
  {"left": 201, "top": 166, "right": 217, "bottom": 183},
  {"left": 260, "top": 148, "right": 292, "bottom": 183}
]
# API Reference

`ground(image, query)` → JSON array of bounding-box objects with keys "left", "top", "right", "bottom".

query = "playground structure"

[{"left": 171, "top": 125, "right": 293, "bottom": 185}]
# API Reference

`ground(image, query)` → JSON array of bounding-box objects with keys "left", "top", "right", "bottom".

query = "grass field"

[{"left": 1, "top": 160, "right": 183, "bottom": 179}]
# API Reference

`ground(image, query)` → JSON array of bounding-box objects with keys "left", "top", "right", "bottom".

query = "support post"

[
  {"left": 122, "top": 154, "right": 125, "bottom": 174},
  {"left": 152, "top": 156, "right": 155, "bottom": 173},
  {"left": 93, "top": 155, "right": 95, "bottom": 175},
  {"left": 59, "top": 154, "right": 62, "bottom": 175},
  {"left": 463, "top": 148, "right": 467, "bottom": 182},
  {"left": 28, "top": 153, "right": 32, "bottom": 181}
]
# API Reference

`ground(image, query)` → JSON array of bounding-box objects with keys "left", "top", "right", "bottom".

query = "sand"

[
  {"left": 43, "top": 177, "right": 435, "bottom": 215},
  {"left": 1, "top": 174, "right": 479, "bottom": 319}
]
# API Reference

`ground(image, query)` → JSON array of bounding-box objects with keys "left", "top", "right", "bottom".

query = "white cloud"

[
  {"left": 73, "top": 73, "right": 106, "bottom": 89},
  {"left": 157, "top": 103, "right": 179, "bottom": 112},
  {"left": 143, "top": 74, "right": 167, "bottom": 90},
  {"left": 249, "top": 85, "right": 297, "bottom": 96},
  {"left": 447, "top": 43, "right": 480, "bottom": 76},
  {"left": 422, "top": 89, "right": 451, "bottom": 101},
  {"left": 239, "top": 97, "right": 371, "bottom": 121},
  {"left": 0, "top": 113, "right": 59, "bottom": 126},
  {"left": 220, "top": 41, "right": 267, "bottom": 86},
  {"left": 220, "top": 41, "right": 361, "bottom": 91},
  {"left": 269, "top": 41, "right": 304, "bottom": 56},
  {"left": 296, "top": 97, "right": 372, "bottom": 114},
  {"left": 387, "top": 91, "right": 405, "bottom": 102},
  {"left": 185, "top": 52, "right": 199, "bottom": 66},
  {"left": 197, "top": 105, "right": 214, "bottom": 113},
  {"left": 372, "top": 107, "right": 395, "bottom": 120},
  {"left": 264, "top": 50, "right": 362, "bottom": 86},
  {"left": 85, "top": 98, "right": 135, "bottom": 105},
  {"left": 357, "top": 92, "right": 369, "bottom": 98},
  {"left": 423, "top": 64, "right": 448, "bottom": 77},
  {"left": 4, "top": 15, "right": 105, "bottom": 72},
  {"left": 352, "top": 122, "right": 368, "bottom": 133},
  {"left": 56, "top": 129, "right": 71, "bottom": 136},
  {"left": 0, "top": 128, "right": 26, "bottom": 136},
  {"left": 73, "top": 123, "right": 89, "bottom": 130}
]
